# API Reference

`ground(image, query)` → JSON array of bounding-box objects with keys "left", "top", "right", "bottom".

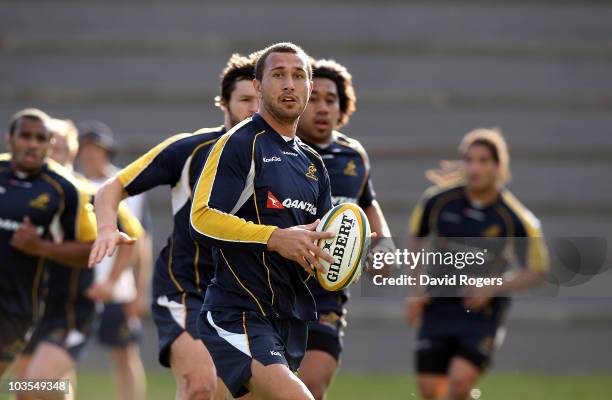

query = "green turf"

[{"left": 3, "top": 372, "right": 611, "bottom": 399}]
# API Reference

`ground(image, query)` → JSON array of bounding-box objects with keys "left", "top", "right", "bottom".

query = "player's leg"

[
  {"left": 414, "top": 328, "right": 453, "bottom": 400},
  {"left": 416, "top": 373, "right": 448, "bottom": 400},
  {"left": 247, "top": 360, "right": 313, "bottom": 400},
  {"left": 110, "top": 344, "right": 146, "bottom": 400},
  {"left": 154, "top": 292, "right": 219, "bottom": 400},
  {"left": 298, "top": 350, "right": 337, "bottom": 400},
  {"left": 0, "top": 361, "right": 11, "bottom": 379},
  {"left": 446, "top": 356, "right": 481, "bottom": 400},
  {"left": 299, "top": 318, "right": 343, "bottom": 400},
  {"left": 11, "top": 354, "right": 32, "bottom": 380},
  {"left": 97, "top": 302, "right": 146, "bottom": 400},
  {"left": 0, "top": 312, "right": 30, "bottom": 378},
  {"left": 447, "top": 325, "right": 501, "bottom": 400},
  {"left": 169, "top": 331, "right": 217, "bottom": 400},
  {"left": 23, "top": 342, "right": 75, "bottom": 400},
  {"left": 13, "top": 337, "right": 38, "bottom": 400},
  {"left": 199, "top": 310, "right": 312, "bottom": 400}
]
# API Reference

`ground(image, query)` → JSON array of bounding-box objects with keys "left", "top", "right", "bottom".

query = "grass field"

[{"left": 5, "top": 371, "right": 604, "bottom": 400}]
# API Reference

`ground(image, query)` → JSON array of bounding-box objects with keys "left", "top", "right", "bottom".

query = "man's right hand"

[
  {"left": 267, "top": 219, "right": 336, "bottom": 274},
  {"left": 88, "top": 225, "right": 136, "bottom": 267},
  {"left": 86, "top": 280, "right": 115, "bottom": 303}
]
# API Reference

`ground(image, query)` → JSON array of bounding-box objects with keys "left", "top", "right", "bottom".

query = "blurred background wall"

[{"left": 1, "top": 0, "right": 611, "bottom": 374}]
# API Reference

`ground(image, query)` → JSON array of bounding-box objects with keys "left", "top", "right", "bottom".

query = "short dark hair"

[
  {"left": 312, "top": 59, "right": 357, "bottom": 127},
  {"left": 8, "top": 108, "right": 50, "bottom": 136},
  {"left": 254, "top": 42, "right": 312, "bottom": 81},
  {"left": 216, "top": 53, "right": 257, "bottom": 107}
]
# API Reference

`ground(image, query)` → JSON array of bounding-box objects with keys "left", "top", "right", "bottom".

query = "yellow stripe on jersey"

[
  {"left": 502, "top": 191, "right": 550, "bottom": 272},
  {"left": 46, "top": 160, "right": 97, "bottom": 243},
  {"left": 193, "top": 125, "right": 224, "bottom": 135},
  {"left": 117, "top": 133, "right": 192, "bottom": 188},
  {"left": 191, "top": 129, "right": 277, "bottom": 245},
  {"left": 409, "top": 201, "right": 425, "bottom": 236},
  {"left": 76, "top": 189, "right": 97, "bottom": 242},
  {"left": 117, "top": 202, "right": 145, "bottom": 239}
]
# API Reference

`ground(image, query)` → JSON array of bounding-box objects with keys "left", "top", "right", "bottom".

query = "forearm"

[
  {"left": 134, "top": 234, "right": 152, "bottom": 296},
  {"left": 365, "top": 200, "right": 391, "bottom": 237},
  {"left": 191, "top": 206, "right": 277, "bottom": 251},
  {"left": 39, "top": 240, "right": 93, "bottom": 268},
  {"left": 95, "top": 178, "right": 127, "bottom": 231},
  {"left": 107, "top": 242, "right": 136, "bottom": 283}
]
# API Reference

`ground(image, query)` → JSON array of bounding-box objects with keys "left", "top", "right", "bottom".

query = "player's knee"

[
  {"left": 447, "top": 380, "right": 473, "bottom": 400},
  {"left": 417, "top": 381, "right": 443, "bottom": 400},
  {"left": 301, "top": 377, "right": 328, "bottom": 400},
  {"left": 184, "top": 371, "right": 217, "bottom": 400}
]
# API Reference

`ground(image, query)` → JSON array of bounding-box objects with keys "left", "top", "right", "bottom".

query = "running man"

[
  {"left": 0, "top": 109, "right": 97, "bottom": 379},
  {"left": 11, "top": 118, "right": 144, "bottom": 400},
  {"left": 190, "top": 42, "right": 336, "bottom": 400},
  {"left": 89, "top": 52, "right": 259, "bottom": 400},
  {"left": 406, "top": 128, "right": 549, "bottom": 400},
  {"left": 296, "top": 59, "right": 391, "bottom": 399}
]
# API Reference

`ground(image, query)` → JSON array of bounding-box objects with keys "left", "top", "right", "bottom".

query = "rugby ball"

[{"left": 315, "top": 203, "right": 371, "bottom": 291}]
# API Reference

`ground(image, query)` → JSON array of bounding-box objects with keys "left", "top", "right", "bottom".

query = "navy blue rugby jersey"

[
  {"left": 301, "top": 131, "right": 376, "bottom": 316},
  {"left": 409, "top": 184, "right": 549, "bottom": 313},
  {"left": 116, "top": 126, "right": 225, "bottom": 296},
  {"left": 190, "top": 113, "right": 333, "bottom": 321},
  {"left": 0, "top": 154, "right": 97, "bottom": 319}
]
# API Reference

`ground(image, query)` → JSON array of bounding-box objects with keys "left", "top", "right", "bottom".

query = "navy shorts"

[
  {"left": 96, "top": 302, "right": 142, "bottom": 348},
  {"left": 307, "top": 311, "right": 345, "bottom": 362},
  {"left": 198, "top": 310, "right": 308, "bottom": 398},
  {"left": 22, "top": 300, "right": 96, "bottom": 361},
  {"left": 416, "top": 300, "right": 507, "bottom": 373},
  {"left": 151, "top": 291, "right": 203, "bottom": 368},
  {"left": 0, "top": 312, "right": 31, "bottom": 363}
]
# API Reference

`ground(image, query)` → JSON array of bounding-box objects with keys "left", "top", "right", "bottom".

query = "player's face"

[
  {"left": 77, "top": 143, "right": 109, "bottom": 178},
  {"left": 464, "top": 144, "right": 498, "bottom": 191},
  {"left": 6, "top": 118, "right": 51, "bottom": 173},
  {"left": 49, "top": 133, "right": 70, "bottom": 166},
  {"left": 298, "top": 77, "right": 340, "bottom": 143},
  {"left": 256, "top": 52, "right": 312, "bottom": 123},
  {"left": 225, "top": 79, "right": 258, "bottom": 128}
]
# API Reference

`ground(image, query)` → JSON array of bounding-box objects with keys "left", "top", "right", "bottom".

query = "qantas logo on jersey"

[
  {"left": 266, "top": 191, "right": 284, "bottom": 209},
  {"left": 266, "top": 191, "right": 317, "bottom": 215}
]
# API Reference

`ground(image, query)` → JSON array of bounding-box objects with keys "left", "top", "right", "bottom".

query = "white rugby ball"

[{"left": 315, "top": 203, "right": 371, "bottom": 291}]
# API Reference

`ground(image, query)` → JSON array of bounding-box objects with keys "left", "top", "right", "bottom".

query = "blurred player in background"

[
  {"left": 190, "top": 42, "right": 336, "bottom": 400},
  {"left": 406, "top": 128, "right": 549, "bottom": 400},
  {"left": 89, "top": 52, "right": 259, "bottom": 400},
  {"left": 0, "top": 109, "right": 97, "bottom": 379},
  {"left": 76, "top": 121, "right": 152, "bottom": 400},
  {"left": 11, "top": 118, "right": 144, "bottom": 400},
  {"left": 296, "top": 59, "right": 391, "bottom": 399}
]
